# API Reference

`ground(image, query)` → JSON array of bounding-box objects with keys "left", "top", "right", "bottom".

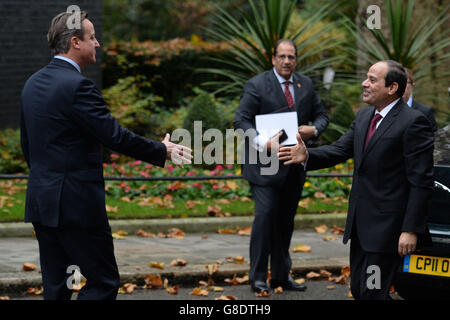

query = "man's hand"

[
  {"left": 265, "top": 130, "right": 284, "bottom": 152},
  {"left": 298, "top": 125, "right": 316, "bottom": 141},
  {"left": 398, "top": 232, "right": 418, "bottom": 257},
  {"left": 162, "top": 133, "right": 193, "bottom": 167},
  {"left": 277, "top": 133, "right": 307, "bottom": 165}
]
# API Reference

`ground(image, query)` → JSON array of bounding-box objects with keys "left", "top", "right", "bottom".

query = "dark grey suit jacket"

[
  {"left": 21, "top": 58, "right": 167, "bottom": 228},
  {"left": 306, "top": 100, "right": 434, "bottom": 253},
  {"left": 234, "top": 70, "right": 329, "bottom": 187},
  {"left": 412, "top": 99, "right": 437, "bottom": 133}
]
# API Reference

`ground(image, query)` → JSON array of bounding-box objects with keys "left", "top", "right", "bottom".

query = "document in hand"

[{"left": 255, "top": 111, "right": 298, "bottom": 146}]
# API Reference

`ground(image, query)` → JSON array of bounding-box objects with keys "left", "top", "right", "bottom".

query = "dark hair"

[
  {"left": 47, "top": 11, "right": 89, "bottom": 56},
  {"left": 382, "top": 60, "right": 407, "bottom": 97},
  {"left": 273, "top": 39, "right": 297, "bottom": 57}
]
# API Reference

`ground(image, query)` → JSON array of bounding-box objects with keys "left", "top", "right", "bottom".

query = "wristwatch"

[{"left": 312, "top": 125, "right": 318, "bottom": 137}]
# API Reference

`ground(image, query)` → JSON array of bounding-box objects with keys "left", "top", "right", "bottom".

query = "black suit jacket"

[
  {"left": 234, "top": 70, "right": 329, "bottom": 186},
  {"left": 21, "top": 58, "right": 167, "bottom": 228},
  {"left": 412, "top": 99, "right": 437, "bottom": 133},
  {"left": 306, "top": 100, "right": 434, "bottom": 253}
]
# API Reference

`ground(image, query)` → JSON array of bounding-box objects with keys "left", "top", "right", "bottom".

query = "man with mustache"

[{"left": 278, "top": 60, "right": 434, "bottom": 299}]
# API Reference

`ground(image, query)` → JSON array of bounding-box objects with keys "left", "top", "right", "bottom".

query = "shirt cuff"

[{"left": 252, "top": 134, "right": 269, "bottom": 152}]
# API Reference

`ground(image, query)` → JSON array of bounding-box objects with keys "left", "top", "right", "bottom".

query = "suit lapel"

[
  {"left": 293, "top": 73, "right": 306, "bottom": 112},
  {"left": 361, "top": 100, "right": 402, "bottom": 159}
]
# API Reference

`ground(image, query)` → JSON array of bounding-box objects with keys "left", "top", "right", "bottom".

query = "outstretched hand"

[
  {"left": 162, "top": 133, "right": 193, "bottom": 167},
  {"left": 277, "top": 133, "right": 307, "bottom": 165}
]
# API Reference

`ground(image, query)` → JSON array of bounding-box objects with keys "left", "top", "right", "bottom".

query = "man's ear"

[
  {"left": 71, "top": 36, "right": 80, "bottom": 50},
  {"left": 388, "top": 82, "right": 399, "bottom": 96}
]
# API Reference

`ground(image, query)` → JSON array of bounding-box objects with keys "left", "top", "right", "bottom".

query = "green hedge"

[{"left": 102, "top": 38, "right": 231, "bottom": 108}]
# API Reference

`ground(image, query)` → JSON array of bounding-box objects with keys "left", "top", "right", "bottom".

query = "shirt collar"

[
  {"left": 406, "top": 95, "right": 413, "bottom": 107},
  {"left": 273, "top": 68, "right": 293, "bottom": 84},
  {"left": 54, "top": 56, "right": 81, "bottom": 73},
  {"left": 376, "top": 98, "right": 400, "bottom": 118}
]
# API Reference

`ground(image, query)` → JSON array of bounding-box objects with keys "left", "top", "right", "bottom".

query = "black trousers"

[
  {"left": 350, "top": 229, "right": 401, "bottom": 300},
  {"left": 33, "top": 223, "right": 120, "bottom": 300},
  {"left": 249, "top": 165, "right": 305, "bottom": 284}
]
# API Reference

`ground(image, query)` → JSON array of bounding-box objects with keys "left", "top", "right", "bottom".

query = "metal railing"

[{"left": 0, "top": 173, "right": 353, "bottom": 181}]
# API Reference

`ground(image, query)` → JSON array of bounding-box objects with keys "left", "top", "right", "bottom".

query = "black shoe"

[
  {"left": 251, "top": 280, "right": 269, "bottom": 293},
  {"left": 271, "top": 276, "right": 307, "bottom": 292}
]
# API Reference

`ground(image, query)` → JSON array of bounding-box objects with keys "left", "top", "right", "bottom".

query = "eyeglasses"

[{"left": 275, "top": 54, "right": 296, "bottom": 61}]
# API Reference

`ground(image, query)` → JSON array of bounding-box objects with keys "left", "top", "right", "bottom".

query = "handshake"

[{"left": 161, "top": 133, "right": 193, "bottom": 167}]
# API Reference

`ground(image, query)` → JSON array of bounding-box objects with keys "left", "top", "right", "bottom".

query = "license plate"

[{"left": 403, "top": 254, "right": 450, "bottom": 278}]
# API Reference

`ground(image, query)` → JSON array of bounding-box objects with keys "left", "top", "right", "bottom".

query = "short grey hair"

[{"left": 47, "top": 11, "right": 89, "bottom": 56}]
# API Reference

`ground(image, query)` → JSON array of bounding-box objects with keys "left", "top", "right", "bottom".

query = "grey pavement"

[{"left": 0, "top": 215, "right": 350, "bottom": 295}]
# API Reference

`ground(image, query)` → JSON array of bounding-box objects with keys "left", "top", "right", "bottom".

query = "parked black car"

[{"left": 396, "top": 165, "right": 450, "bottom": 299}]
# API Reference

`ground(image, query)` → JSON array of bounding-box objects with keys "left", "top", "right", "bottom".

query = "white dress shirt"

[{"left": 54, "top": 55, "right": 81, "bottom": 73}]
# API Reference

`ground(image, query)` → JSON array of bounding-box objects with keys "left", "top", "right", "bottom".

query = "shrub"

[
  {"left": 0, "top": 129, "right": 28, "bottom": 174},
  {"left": 183, "top": 91, "right": 222, "bottom": 135},
  {"left": 102, "top": 38, "right": 231, "bottom": 108}
]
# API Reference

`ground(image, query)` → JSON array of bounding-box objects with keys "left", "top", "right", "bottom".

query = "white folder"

[{"left": 255, "top": 111, "right": 299, "bottom": 147}]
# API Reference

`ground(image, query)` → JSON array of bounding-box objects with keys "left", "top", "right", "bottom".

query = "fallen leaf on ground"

[
  {"left": 314, "top": 224, "right": 329, "bottom": 234},
  {"left": 224, "top": 274, "right": 249, "bottom": 285},
  {"left": 201, "top": 235, "right": 208, "bottom": 240},
  {"left": 306, "top": 271, "right": 321, "bottom": 280},
  {"left": 163, "top": 278, "right": 179, "bottom": 295},
  {"left": 144, "top": 274, "right": 163, "bottom": 289},
  {"left": 234, "top": 256, "right": 245, "bottom": 264},
  {"left": 205, "top": 264, "right": 219, "bottom": 275},
  {"left": 254, "top": 290, "right": 270, "bottom": 298},
  {"left": 185, "top": 200, "right": 197, "bottom": 209},
  {"left": 295, "top": 278, "right": 305, "bottom": 284},
  {"left": 237, "top": 226, "right": 252, "bottom": 236},
  {"left": 149, "top": 262, "right": 165, "bottom": 270},
  {"left": 347, "top": 291, "right": 353, "bottom": 298},
  {"left": 291, "top": 244, "right": 311, "bottom": 253},
  {"left": 327, "top": 285, "right": 335, "bottom": 290},
  {"left": 274, "top": 286, "right": 283, "bottom": 294},
  {"left": 215, "top": 295, "right": 238, "bottom": 300},
  {"left": 341, "top": 265, "right": 351, "bottom": 278},
  {"left": 320, "top": 270, "right": 332, "bottom": 278},
  {"left": 0, "top": 296, "right": 9, "bottom": 300},
  {"left": 122, "top": 283, "right": 137, "bottom": 294},
  {"left": 26, "top": 287, "right": 43, "bottom": 295},
  {"left": 208, "top": 286, "right": 224, "bottom": 292},
  {"left": 207, "top": 205, "right": 222, "bottom": 217},
  {"left": 166, "top": 228, "right": 185, "bottom": 239},
  {"left": 136, "top": 229, "right": 155, "bottom": 238},
  {"left": 323, "top": 235, "right": 340, "bottom": 241},
  {"left": 331, "top": 226, "right": 345, "bottom": 235},
  {"left": 198, "top": 280, "right": 208, "bottom": 288},
  {"left": 112, "top": 232, "right": 126, "bottom": 240},
  {"left": 106, "top": 205, "right": 119, "bottom": 213},
  {"left": 217, "top": 228, "right": 238, "bottom": 234},
  {"left": 170, "top": 258, "right": 187, "bottom": 267},
  {"left": 240, "top": 197, "right": 252, "bottom": 202},
  {"left": 23, "top": 262, "right": 36, "bottom": 271},
  {"left": 314, "top": 192, "right": 327, "bottom": 199},
  {"left": 328, "top": 275, "right": 346, "bottom": 284},
  {"left": 190, "top": 288, "right": 209, "bottom": 297}
]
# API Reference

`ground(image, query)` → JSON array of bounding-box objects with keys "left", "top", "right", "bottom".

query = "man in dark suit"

[
  {"left": 20, "top": 11, "right": 191, "bottom": 300},
  {"left": 403, "top": 68, "right": 438, "bottom": 134},
  {"left": 234, "top": 39, "right": 329, "bottom": 293},
  {"left": 278, "top": 60, "right": 434, "bottom": 300}
]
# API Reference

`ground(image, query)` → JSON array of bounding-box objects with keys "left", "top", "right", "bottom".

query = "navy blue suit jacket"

[
  {"left": 21, "top": 58, "right": 167, "bottom": 228},
  {"left": 306, "top": 100, "right": 434, "bottom": 253}
]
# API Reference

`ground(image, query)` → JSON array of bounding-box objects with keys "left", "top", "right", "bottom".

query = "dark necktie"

[
  {"left": 284, "top": 81, "right": 294, "bottom": 108},
  {"left": 364, "top": 113, "right": 382, "bottom": 149}
]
